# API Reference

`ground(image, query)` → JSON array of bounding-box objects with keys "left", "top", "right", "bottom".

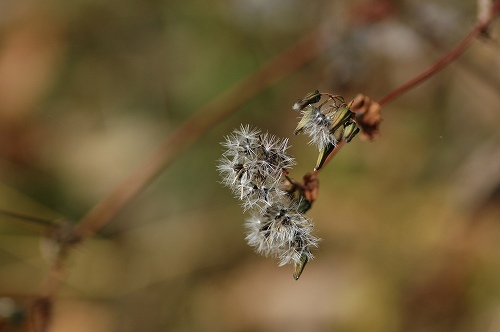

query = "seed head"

[
  {"left": 218, "top": 124, "right": 320, "bottom": 280},
  {"left": 217, "top": 125, "right": 295, "bottom": 210},
  {"left": 245, "top": 200, "right": 319, "bottom": 275},
  {"left": 295, "top": 105, "right": 339, "bottom": 151}
]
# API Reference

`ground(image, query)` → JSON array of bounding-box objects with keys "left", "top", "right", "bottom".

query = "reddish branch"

[
  {"left": 314, "top": 1, "right": 500, "bottom": 173},
  {"left": 72, "top": 29, "right": 325, "bottom": 243},
  {"left": 378, "top": 0, "right": 500, "bottom": 106}
]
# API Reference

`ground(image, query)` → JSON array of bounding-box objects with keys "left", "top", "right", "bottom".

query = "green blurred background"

[{"left": 1, "top": 0, "right": 500, "bottom": 331}]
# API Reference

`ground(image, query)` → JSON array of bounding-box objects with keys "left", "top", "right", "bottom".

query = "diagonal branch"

[
  {"left": 378, "top": 0, "right": 500, "bottom": 106},
  {"left": 315, "top": 2, "right": 500, "bottom": 173},
  {"left": 73, "top": 29, "right": 326, "bottom": 242},
  {"left": 0, "top": 208, "right": 59, "bottom": 230}
]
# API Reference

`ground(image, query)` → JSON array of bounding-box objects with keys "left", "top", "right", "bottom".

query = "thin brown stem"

[
  {"left": 316, "top": 2, "right": 500, "bottom": 174},
  {"left": 0, "top": 208, "right": 59, "bottom": 229},
  {"left": 378, "top": 2, "right": 500, "bottom": 106}
]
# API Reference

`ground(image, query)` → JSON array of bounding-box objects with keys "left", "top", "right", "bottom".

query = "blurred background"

[{"left": 1, "top": 0, "right": 500, "bottom": 331}]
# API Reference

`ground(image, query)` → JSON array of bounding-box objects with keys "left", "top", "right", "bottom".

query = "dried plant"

[
  {"left": 216, "top": 89, "right": 384, "bottom": 279},
  {"left": 217, "top": 124, "right": 320, "bottom": 279},
  {"left": 215, "top": 0, "right": 500, "bottom": 280}
]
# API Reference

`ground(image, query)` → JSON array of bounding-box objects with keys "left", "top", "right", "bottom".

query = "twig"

[
  {"left": 0, "top": 208, "right": 59, "bottom": 229},
  {"left": 315, "top": 2, "right": 500, "bottom": 174},
  {"left": 378, "top": 0, "right": 500, "bottom": 106},
  {"left": 72, "top": 28, "right": 325, "bottom": 242}
]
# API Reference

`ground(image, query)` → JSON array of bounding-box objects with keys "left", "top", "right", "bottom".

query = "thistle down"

[{"left": 217, "top": 91, "right": 361, "bottom": 279}]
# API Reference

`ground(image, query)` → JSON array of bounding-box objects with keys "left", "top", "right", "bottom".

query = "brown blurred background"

[{"left": 1, "top": 0, "right": 500, "bottom": 331}]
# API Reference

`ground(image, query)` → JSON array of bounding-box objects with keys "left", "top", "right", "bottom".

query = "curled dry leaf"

[{"left": 350, "top": 94, "right": 382, "bottom": 140}]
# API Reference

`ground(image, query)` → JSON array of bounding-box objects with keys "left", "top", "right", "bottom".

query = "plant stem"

[
  {"left": 0, "top": 208, "right": 58, "bottom": 229},
  {"left": 378, "top": 1, "right": 500, "bottom": 106},
  {"left": 316, "top": 2, "right": 500, "bottom": 174}
]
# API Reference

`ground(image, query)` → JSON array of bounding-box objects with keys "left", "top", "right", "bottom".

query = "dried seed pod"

[
  {"left": 315, "top": 142, "right": 336, "bottom": 171},
  {"left": 294, "top": 106, "right": 315, "bottom": 135},
  {"left": 332, "top": 125, "right": 344, "bottom": 142},
  {"left": 292, "top": 90, "right": 321, "bottom": 111},
  {"left": 343, "top": 120, "right": 360, "bottom": 143},
  {"left": 293, "top": 251, "right": 309, "bottom": 280},
  {"left": 219, "top": 124, "right": 319, "bottom": 280},
  {"left": 329, "top": 106, "right": 353, "bottom": 132}
]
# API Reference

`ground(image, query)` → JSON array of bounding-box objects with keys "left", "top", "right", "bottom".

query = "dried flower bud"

[
  {"left": 295, "top": 105, "right": 338, "bottom": 151},
  {"left": 343, "top": 120, "right": 360, "bottom": 143},
  {"left": 315, "top": 142, "right": 336, "bottom": 171},
  {"left": 292, "top": 90, "right": 321, "bottom": 111},
  {"left": 293, "top": 93, "right": 358, "bottom": 170},
  {"left": 294, "top": 106, "right": 315, "bottom": 135},
  {"left": 332, "top": 125, "right": 344, "bottom": 142},
  {"left": 293, "top": 250, "right": 310, "bottom": 280},
  {"left": 329, "top": 105, "right": 353, "bottom": 132},
  {"left": 217, "top": 125, "right": 295, "bottom": 211}
]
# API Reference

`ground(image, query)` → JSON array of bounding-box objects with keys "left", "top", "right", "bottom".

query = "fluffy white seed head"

[
  {"left": 245, "top": 200, "right": 320, "bottom": 267},
  {"left": 298, "top": 106, "right": 338, "bottom": 151},
  {"left": 218, "top": 124, "right": 320, "bottom": 277},
  {"left": 217, "top": 125, "right": 295, "bottom": 210}
]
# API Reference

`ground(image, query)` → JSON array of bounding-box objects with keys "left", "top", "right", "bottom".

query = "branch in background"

[
  {"left": 377, "top": 0, "right": 500, "bottom": 106},
  {"left": 72, "top": 28, "right": 325, "bottom": 243},
  {"left": 0, "top": 208, "right": 59, "bottom": 230}
]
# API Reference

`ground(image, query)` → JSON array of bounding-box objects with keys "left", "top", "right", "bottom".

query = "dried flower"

[
  {"left": 315, "top": 142, "right": 336, "bottom": 171},
  {"left": 350, "top": 93, "right": 382, "bottom": 140},
  {"left": 292, "top": 90, "right": 359, "bottom": 151},
  {"left": 217, "top": 124, "right": 319, "bottom": 279},
  {"left": 217, "top": 89, "right": 398, "bottom": 279},
  {"left": 294, "top": 105, "right": 339, "bottom": 151},
  {"left": 292, "top": 91, "right": 361, "bottom": 170},
  {"left": 217, "top": 125, "right": 295, "bottom": 211},
  {"left": 343, "top": 120, "right": 361, "bottom": 142},
  {"left": 292, "top": 89, "right": 321, "bottom": 111},
  {"left": 245, "top": 199, "right": 319, "bottom": 280}
]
